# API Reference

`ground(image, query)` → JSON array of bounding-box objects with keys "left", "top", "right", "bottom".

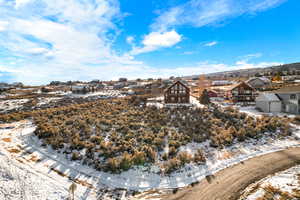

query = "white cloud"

[
  {"left": 0, "top": 0, "right": 145, "bottom": 84},
  {"left": 204, "top": 41, "right": 218, "bottom": 47},
  {"left": 130, "top": 30, "right": 182, "bottom": 55},
  {"left": 0, "top": 21, "right": 8, "bottom": 32},
  {"left": 151, "top": 0, "right": 286, "bottom": 32},
  {"left": 15, "top": 0, "right": 32, "bottom": 9},
  {"left": 126, "top": 36, "right": 135, "bottom": 45}
]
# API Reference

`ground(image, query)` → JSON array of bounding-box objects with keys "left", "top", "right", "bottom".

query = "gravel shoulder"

[{"left": 159, "top": 147, "right": 300, "bottom": 200}]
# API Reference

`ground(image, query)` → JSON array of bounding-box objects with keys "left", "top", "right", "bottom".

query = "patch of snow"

[
  {"left": 67, "top": 90, "right": 126, "bottom": 99},
  {"left": 37, "top": 97, "right": 62, "bottom": 106},
  {"left": 0, "top": 99, "right": 29, "bottom": 113},
  {"left": 242, "top": 165, "right": 300, "bottom": 199},
  {"left": 236, "top": 106, "right": 296, "bottom": 118}
]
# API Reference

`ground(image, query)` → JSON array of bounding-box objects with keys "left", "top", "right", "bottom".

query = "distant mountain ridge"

[{"left": 184, "top": 62, "right": 300, "bottom": 79}]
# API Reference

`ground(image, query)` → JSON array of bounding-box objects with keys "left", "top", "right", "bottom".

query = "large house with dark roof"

[
  {"left": 164, "top": 80, "right": 190, "bottom": 104},
  {"left": 225, "top": 82, "right": 256, "bottom": 103}
]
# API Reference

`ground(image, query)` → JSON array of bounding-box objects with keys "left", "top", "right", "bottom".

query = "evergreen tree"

[{"left": 199, "top": 89, "right": 210, "bottom": 106}]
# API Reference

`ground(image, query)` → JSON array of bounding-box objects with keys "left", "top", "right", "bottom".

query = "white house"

[{"left": 256, "top": 93, "right": 282, "bottom": 113}]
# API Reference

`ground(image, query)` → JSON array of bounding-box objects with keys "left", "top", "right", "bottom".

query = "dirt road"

[{"left": 159, "top": 147, "right": 300, "bottom": 200}]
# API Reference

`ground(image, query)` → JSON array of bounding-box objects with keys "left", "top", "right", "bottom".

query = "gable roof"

[
  {"left": 165, "top": 80, "right": 190, "bottom": 92},
  {"left": 256, "top": 93, "right": 281, "bottom": 102},
  {"left": 247, "top": 77, "right": 271, "bottom": 84},
  {"left": 225, "top": 81, "right": 255, "bottom": 91}
]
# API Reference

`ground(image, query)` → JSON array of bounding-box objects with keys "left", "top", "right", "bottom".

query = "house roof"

[
  {"left": 211, "top": 80, "right": 232, "bottom": 85},
  {"left": 274, "top": 85, "right": 300, "bottom": 93},
  {"left": 224, "top": 81, "right": 255, "bottom": 91},
  {"left": 256, "top": 93, "right": 281, "bottom": 102},
  {"left": 165, "top": 80, "right": 190, "bottom": 92},
  {"left": 247, "top": 77, "right": 271, "bottom": 84}
]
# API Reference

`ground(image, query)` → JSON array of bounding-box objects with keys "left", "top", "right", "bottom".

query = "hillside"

[{"left": 184, "top": 62, "right": 300, "bottom": 79}]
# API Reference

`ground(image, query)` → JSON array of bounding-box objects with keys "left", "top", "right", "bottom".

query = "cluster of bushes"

[
  {"left": 257, "top": 185, "right": 300, "bottom": 200},
  {"left": 0, "top": 98, "right": 292, "bottom": 174},
  {"left": 163, "top": 149, "right": 206, "bottom": 174}
]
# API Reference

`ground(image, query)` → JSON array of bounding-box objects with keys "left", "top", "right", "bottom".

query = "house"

[
  {"left": 207, "top": 89, "right": 218, "bottom": 98},
  {"left": 256, "top": 93, "right": 282, "bottom": 113},
  {"left": 113, "top": 82, "right": 125, "bottom": 89},
  {"left": 11, "top": 82, "right": 24, "bottom": 88},
  {"left": 275, "top": 85, "right": 300, "bottom": 114},
  {"left": 164, "top": 81, "right": 190, "bottom": 104},
  {"left": 225, "top": 82, "right": 256, "bottom": 103},
  {"left": 255, "top": 85, "right": 300, "bottom": 114},
  {"left": 246, "top": 77, "right": 271, "bottom": 90},
  {"left": 151, "top": 82, "right": 166, "bottom": 96},
  {"left": 71, "top": 85, "right": 97, "bottom": 94}
]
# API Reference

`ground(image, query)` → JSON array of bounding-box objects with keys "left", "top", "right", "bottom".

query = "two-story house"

[
  {"left": 164, "top": 80, "right": 190, "bottom": 104},
  {"left": 275, "top": 85, "right": 300, "bottom": 114},
  {"left": 225, "top": 82, "right": 256, "bottom": 103},
  {"left": 256, "top": 85, "right": 300, "bottom": 114}
]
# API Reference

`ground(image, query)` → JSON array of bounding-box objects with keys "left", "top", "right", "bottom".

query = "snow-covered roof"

[
  {"left": 256, "top": 93, "right": 281, "bottom": 102},
  {"left": 247, "top": 77, "right": 271, "bottom": 84},
  {"left": 211, "top": 80, "right": 232, "bottom": 86}
]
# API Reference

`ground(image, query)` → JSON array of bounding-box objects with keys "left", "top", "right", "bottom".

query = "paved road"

[{"left": 159, "top": 147, "right": 300, "bottom": 200}]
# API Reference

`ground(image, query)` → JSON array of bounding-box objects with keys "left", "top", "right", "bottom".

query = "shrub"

[
  {"left": 71, "top": 152, "right": 82, "bottom": 161},
  {"left": 194, "top": 149, "right": 206, "bottom": 163},
  {"left": 177, "top": 151, "right": 193, "bottom": 164}
]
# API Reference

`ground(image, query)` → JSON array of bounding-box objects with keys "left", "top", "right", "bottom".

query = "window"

[{"left": 290, "top": 94, "right": 297, "bottom": 100}]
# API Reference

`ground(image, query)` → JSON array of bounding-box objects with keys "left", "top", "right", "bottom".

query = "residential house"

[
  {"left": 164, "top": 81, "right": 190, "bottom": 104},
  {"left": 255, "top": 85, "right": 300, "bottom": 114},
  {"left": 246, "top": 77, "right": 271, "bottom": 90},
  {"left": 256, "top": 93, "right": 282, "bottom": 113},
  {"left": 207, "top": 89, "right": 218, "bottom": 98},
  {"left": 151, "top": 82, "right": 166, "bottom": 96},
  {"left": 275, "top": 85, "right": 300, "bottom": 114},
  {"left": 71, "top": 84, "right": 97, "bottom": 94},
  {"left": 225, "top": 82, "right": 256, "bottom": 103}
]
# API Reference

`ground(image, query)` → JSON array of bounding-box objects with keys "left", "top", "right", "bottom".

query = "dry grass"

[
  {"left": 7, "top": 148, "right": 21, "bottom": 154},
  {"left": 2, "top": 138, "right": 11, "bottom": 143}
]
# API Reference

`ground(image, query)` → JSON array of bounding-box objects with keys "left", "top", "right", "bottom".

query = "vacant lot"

[{"left": 0, "top": 98, "right": 292, "bottom": 175}]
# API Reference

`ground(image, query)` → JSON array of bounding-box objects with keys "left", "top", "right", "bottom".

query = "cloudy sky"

[{"left": 0, "top": 0, "right": 299, "bottom": 84}]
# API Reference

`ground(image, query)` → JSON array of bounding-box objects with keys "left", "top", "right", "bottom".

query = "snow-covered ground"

[
  {"left": 0, "top": 99, "right": 29, "bottom": 113},
  {"left": 37, "top": 97, "right": 62, "bottom": 106},
  {"left": 1, "top": 120, "right": 300, "bottom": 200},
  {"left": 67, "top": 90, "right": 126, "bottom": 99},
  {"left": 230, "top": 105, "right": 296, "bottom": 118},
  {"left": 146, "top": 96, "right": 204, "bottom": 108},
  {"left": 241, "top": 165, "right": 300, "bottom": 200},
  {"left": 0, "top": 121, "right": 131, "bottom": 200}
]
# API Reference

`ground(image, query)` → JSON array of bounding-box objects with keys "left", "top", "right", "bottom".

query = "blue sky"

[{"left": 0, "top": 0, "right": 299, "bottom": 84}]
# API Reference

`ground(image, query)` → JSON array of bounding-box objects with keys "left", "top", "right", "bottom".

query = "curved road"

[{"left": 159, "top": 147, "right": 300, "bottom": 200}]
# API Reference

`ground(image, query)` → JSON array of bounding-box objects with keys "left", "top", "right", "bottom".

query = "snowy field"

[
  {"left": 0, "top": 121, "right": 133, "bottom": 200},
  {"left": 238, "top": 106, "right": 297, "bottom": 118},
  {"left": 0, "top": 97, "right": 64, "bottom": 113},
  {"left": 67, "top": 90, "right": 126, "bottom": 99},
  {"left": 241, "top": 165, "right": 300, "bottom": 199},
  {"left": 0, "top": 120, "right": 300, "bottom": 199},
  {"left": 0, "top": 99, "right": 30, "bottom": 113},
  {"left": 146, "top": 96, "right": 204, "bottom": 108}
]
